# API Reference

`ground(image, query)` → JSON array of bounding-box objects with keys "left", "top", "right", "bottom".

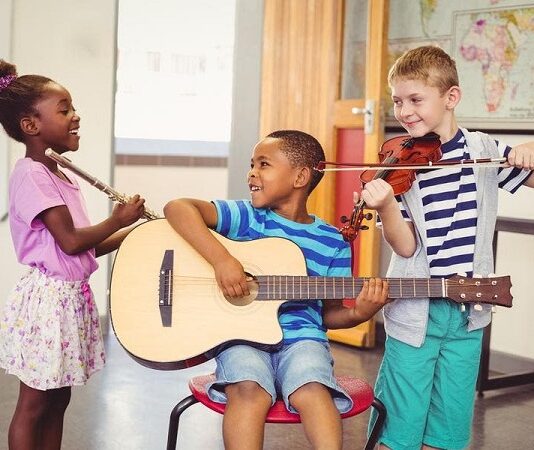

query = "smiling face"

[
  {"left": 31, "top": 82, "right": 81, "bottom": 152},
  {"left": 390, "top": 77, "right": 460, "bottom": 141},
  {"left": 247, "top": 137, "right": 303, "bottom": 211}
]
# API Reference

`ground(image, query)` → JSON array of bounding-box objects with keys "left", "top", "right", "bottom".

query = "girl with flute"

[{"left": 0, "top": 59, "right": 145, "bottom": 450}]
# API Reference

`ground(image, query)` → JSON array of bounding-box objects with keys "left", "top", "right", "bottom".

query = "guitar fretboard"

[{"left": 254, "top": 276, "right": 447, "bottom": 300}]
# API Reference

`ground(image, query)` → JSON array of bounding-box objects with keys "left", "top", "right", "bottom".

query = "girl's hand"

[
  {"left": 508, "top": 143, "right": 534, "bottom": 170},
  {"left": 111, "top": 194, "right": 146, "bottom": 227},
  {"left": 352, "top": 278, "right": 389, "bottom": 322},
  {"left": 213, "top": 254, "right": 250, "bottom": 299}
]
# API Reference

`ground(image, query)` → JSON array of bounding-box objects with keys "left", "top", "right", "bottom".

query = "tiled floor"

[{"left": 1, "top": 332, "right": 534, "bottom": 449}]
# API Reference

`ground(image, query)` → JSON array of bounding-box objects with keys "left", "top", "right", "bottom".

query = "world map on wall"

[{"left": 388, "top": 0, "right": 534, "bottom": 130}]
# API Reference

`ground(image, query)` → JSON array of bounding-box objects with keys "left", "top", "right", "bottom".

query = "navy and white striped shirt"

[
  {"left": 213, "top": 200, "right": 352, "bottom": 343},
  {"left": 382, "top": 129, "right": 530, "bottom": 278}
]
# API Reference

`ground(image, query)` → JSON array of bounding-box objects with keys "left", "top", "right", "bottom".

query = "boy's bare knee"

[
  {"left": 292, "top": 381, "right": 327, "bottom": 396},
  {"left": 225, "top": 380, "right": 271, "bottom": 406},
  {"left": 289, "top": 382, "right": 329, "bottom": 409}
]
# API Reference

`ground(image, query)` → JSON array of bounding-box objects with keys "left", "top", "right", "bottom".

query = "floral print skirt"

[{"left": 0, "top": 268, "right": 105, "bottom": 390}]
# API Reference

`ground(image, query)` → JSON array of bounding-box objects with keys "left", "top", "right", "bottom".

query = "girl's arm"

[
  {"left": 164, "top": 198, "right": 250, "bottom": 298},
  {"left": 322, "top": 278, "right": 389, "bottom": 329},
  {"left": 39, "top": 195, "right": 145, "bottom": 256},
  {"left": 94, "top": 226, "right": 134, "bottom": 257}
]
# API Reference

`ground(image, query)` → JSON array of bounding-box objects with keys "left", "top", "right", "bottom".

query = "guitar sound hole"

[{"left": 225, "top": 277, "right": 259, "bottom": 307}]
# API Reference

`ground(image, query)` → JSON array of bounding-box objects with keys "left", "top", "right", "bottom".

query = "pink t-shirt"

[{"left": 9, "top": 158, "right": 98, "bottom": 281}]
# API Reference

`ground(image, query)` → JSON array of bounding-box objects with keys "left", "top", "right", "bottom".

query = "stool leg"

[
  {"left": 166, "top": 395, "right": 199, "bottom": 450},
  {"left": 364, "top": 398, "right": 387, "bottom": 450}
]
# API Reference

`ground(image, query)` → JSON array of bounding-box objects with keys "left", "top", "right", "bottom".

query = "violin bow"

[{"left": 315, "top": 158, "right": 508, "bottom": 172}]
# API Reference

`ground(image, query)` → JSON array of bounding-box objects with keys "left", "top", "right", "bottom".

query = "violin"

[
  {"left": 359, "top": 132, "right": 441, "bottom": 195},
  {"left": 316, "top": 133, "right": 506, "bottom": 242},
  {"left": 338, "top": 133, "right": 441, "bottom": 241}
]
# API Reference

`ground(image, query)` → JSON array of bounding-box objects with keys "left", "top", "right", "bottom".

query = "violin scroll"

[{"left": 339, "top": 202, "right": 373, "bottom": 242}]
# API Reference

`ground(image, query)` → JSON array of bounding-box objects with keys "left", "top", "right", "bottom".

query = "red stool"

[{"left": 167, "top": 373, "right": 386, "bottom": 449}]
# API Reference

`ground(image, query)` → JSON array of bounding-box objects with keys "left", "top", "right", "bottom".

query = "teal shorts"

[{"left": 369, "top": 299, "right": 483, "bottom": 450}]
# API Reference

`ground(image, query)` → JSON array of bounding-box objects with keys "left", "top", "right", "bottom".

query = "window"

[
  {"left": 146, "top": 51, "right": 161, "bottom": 73},
  {"left": 114, "top": 0, "right": 236, "bottom": 158}
]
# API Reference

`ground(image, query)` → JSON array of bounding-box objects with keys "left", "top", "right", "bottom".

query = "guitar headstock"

[{"left": 446, "top": 274, "right": 513, "bottom": 308}]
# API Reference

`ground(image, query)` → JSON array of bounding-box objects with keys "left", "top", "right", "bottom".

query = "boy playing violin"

[
  {"left": 359, "top": 46, "right": 534, "bottom": 450},
  {"left": 164, "top": 130, "right": 389, "bottom": 449}
]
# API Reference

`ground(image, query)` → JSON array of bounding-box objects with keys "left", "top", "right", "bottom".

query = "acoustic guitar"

[{"left": 109, "top": 219, "right": 512, "bottom": 370}]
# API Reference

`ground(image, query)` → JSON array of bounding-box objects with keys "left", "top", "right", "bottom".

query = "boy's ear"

[
  {"left": 20, "top": 116, "right": 39, "bottom": 136},
  {"left": 294, "top": 166, "right": 311, "bottom": 190},
  {"left": 445, "top": 86, "right": 461, "bottom": 110}
]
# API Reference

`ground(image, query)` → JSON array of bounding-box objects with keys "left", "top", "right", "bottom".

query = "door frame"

[{"left": 327, "top": 0, "right": 389, "bottom": 347}]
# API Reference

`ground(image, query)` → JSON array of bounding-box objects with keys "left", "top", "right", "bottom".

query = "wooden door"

[
  {"left": 328, "top": 0, "right": 389, "bottom": 347},
  {"left": 260, "top": 0, "right": 389, "bottom": 347}
]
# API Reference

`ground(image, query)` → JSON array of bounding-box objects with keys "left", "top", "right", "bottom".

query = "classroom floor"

[{"left": 1, "top": 331, "right": 534, "bottom": 449}]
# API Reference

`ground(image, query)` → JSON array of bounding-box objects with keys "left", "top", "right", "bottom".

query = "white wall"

[
  {"left": 0, "top": 0, "right": 118, "bottom": 316},
  {"left": 114, "top": 166, "right": 228, "bottom": 213},
  {"left": 0, "top": 0, "right": 12, "bottom": 220},
  {"left": 227, "top": 0, "right": 264, "bottom": 199},
  {"left": 0, "top": 0, "right": 18, "bottom": 308},
  {"left": 487, "top": 134, "right": 534, "bottom": 359}
]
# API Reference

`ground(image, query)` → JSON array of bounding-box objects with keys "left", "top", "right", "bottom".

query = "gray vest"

[{"left": 382, "top": 128, "right": 498, "bottom": 347}]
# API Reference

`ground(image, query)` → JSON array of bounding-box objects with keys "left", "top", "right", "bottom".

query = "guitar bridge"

[{"left": 159, "top": 250, "right": 173, "bottom": 327}]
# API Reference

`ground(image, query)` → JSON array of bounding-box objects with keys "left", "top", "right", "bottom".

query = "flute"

[{"left": 45, "top": 149, "right": 160, "bottom": 220}]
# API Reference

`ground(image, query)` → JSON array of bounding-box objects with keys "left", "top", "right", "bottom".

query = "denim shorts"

[{"left": 207, "top": 340, "right": 353, "bottom": 413}]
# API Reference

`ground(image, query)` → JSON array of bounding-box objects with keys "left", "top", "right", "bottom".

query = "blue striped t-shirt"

[
  {"left": 385, "top": 129, "right": 531, "bottom": 278},
  {"left": 213, "top": 200, "right": 352, "bottom": 343}
]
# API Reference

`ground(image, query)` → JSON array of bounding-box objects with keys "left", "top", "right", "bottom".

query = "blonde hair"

[{"left": 388, "top": 46, "right": 459, "bottom": 95}]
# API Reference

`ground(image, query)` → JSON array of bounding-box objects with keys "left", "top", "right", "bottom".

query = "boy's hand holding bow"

[
  {"left": 508, "top": 142, "right": 534, "bottom": 188},
  {"left": 507, "top": 142, "right": 534, "bottom": 171}
]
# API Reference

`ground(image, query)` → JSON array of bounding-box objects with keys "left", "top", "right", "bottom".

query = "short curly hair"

[
  {"left": 0, "top": 59, "right": 55, "bottom": 142},
  {"left": 266, "top": 130, "right": 325, "bottom": 194}
]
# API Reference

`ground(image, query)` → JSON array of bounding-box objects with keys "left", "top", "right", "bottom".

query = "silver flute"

[{"left": 45, "top": 149, "right": 160, "bottom": 220}]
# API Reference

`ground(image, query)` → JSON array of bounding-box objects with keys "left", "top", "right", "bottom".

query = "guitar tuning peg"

[
  {"left": 474, "top": 303, "right": 483, "bottom": 312},
  {"left": 360, "top": 225, "right": 369, "bottom": 230},
  {"left": 460, "top": 304, "right": 466, "bottom": 312},
  {"left": 363, "top": 212, "right": 373, "bottom": 220},
  {"left": 340, "top": 215, "right": 349, "bottom": 223}
]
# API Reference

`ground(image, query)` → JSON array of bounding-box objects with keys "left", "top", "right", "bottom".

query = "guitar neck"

[
  {"left": 255, "top": 276, "right": 446, "bottom": 300},
  {"left": 254, "top": 274, "right": 513, "bottom": 308}
]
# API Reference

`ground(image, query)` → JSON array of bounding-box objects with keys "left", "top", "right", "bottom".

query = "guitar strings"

[
  {"left": 166, "top": 275, "right": 491, "bottom": 287},
  {"left": 161, "top": 276, "right": 497, "bottom": 301}
]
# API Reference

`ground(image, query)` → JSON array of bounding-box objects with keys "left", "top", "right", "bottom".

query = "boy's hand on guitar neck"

[
  {"left": 351, "top": 278, "right": 390, "bottom": 323},
  {"left": 213, "top": 254, "right": 251, "bottom": 298}
]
